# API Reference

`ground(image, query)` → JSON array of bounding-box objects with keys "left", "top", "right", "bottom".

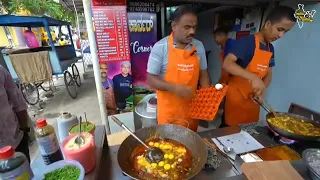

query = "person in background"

[
  {"left": 0, "top": 65, "right": 31, "bottom": 162},
  {"left": 147, "top": 5, "right": 210, "bottom": 132},
  {"left": 112, "top": 61, "right": 132, "bottom": 110},
  {"left": 100, "top": 63, "right": 113, "bottom": 89},
  {"left": 213, "top": 27, "right": 236, "bottom": 128},
  {"left": 213, "top": 27, "right": 236, "bottom": 84},
  {"left": 223, "top": 5, "right": 296, "bottom": 126},
  {"left": 100, "top": 63, "right": 117, "bottom": 115}
]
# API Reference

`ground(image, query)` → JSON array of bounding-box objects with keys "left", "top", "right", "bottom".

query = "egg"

[
  {"left": 177, "top": 147, "right": 186, "bottom": 153},
  {"left": 164, "top": 164, "right": 171, "bottom": 170},
  {"left": 168, "top": 154, "right": 174, "bottom": 160},
  {"left": 148, "top": 142, "right": 154, "bottom": 146},
  {"left": 154, "top": 142, "right": 160, "bottom": 147},
  {"left": 138, "top": 159, "right": 144, "bottom": 165},
  {"left": 164, "top": 154, "right": 169, "bottom": 159},
  {"left": 215, "top": 83, "right": 223, "bottom": 90},
  {"left": 158, "top": 161, "right": 165, "bottom": 167},
  {"left": 163, "top": 144, "right": 172, "bottom": 150},
  {"left": 151, "top": 163, "right": 157, "bottom": 168}
]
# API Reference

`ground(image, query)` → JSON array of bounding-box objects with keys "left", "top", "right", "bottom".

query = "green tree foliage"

[{"left": 0, "top": 0, "right": 75, "bottom": 26}]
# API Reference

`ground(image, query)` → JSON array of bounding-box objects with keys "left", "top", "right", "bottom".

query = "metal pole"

[
  {"left": 71, "top": 0, "right": 85, "bottom": 72},
  {"left": 82, "top": 0, "right": 111, "bottom": 135},
  {"left": 160, "top": 2, "right": 165, "bottom": 37}
]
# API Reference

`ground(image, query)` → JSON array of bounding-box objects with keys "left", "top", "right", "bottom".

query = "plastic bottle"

[
  {"left": 0, "top": 146, "right": 34, "bottom": 180},
  {"left": 35, "top": 119, "right": 63, "bottom": 165}
]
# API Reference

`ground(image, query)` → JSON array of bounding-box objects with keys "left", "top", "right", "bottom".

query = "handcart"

[{"left": 0, "top": 15, "right": 82, "bottom": 105}]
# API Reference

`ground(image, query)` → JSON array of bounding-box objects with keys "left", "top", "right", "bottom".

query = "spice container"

[
  {"left": 0, "top": 146, "right": 34, "bottom": 180},
  {"left": 57, "top": 112, "right": 78, "bottom": 143},
  {"left": 35, "top": 118, "right": 63, "bottom": 165},
  {"left": 62, "top": 132, "right": 96, "bottom": 173}
]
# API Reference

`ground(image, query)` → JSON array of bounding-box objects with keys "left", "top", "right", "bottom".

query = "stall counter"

[
  {"left": 31, "top": 125, "right": 106, "bottom": 180},
  {"left": 31, "top": 125, "right": 313, "bottom": 180}
]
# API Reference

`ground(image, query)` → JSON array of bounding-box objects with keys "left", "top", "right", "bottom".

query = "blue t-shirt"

[
  {"left": 228, "top": 35, "right": 275, "bottom": 68},
  {"left": 224, "top": 39, "right": 236, "bottom": 58},
  {"left": 112, "top": 74, "right": 132, "bottom": 103}
]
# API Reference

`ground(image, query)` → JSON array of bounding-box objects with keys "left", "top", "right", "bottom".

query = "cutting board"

[{"left": 241, "top": 160, "right": 304, "bottom": 180}]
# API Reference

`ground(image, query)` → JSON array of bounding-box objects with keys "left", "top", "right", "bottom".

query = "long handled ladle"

[{"left": 111, "top": 116, "right": 164, "bottom": 163}]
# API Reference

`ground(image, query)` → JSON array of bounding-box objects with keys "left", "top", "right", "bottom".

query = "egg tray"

[{"left": 189, "top": 84, "right": 228, "bottom": 120}]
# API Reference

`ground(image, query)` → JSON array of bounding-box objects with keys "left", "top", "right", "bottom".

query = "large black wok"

[
  {"left": 117, "top": 124, "right": 208, "bottom": 180},
  {"left": 256, "top": 99, "right": 320, "bottom": 141}
]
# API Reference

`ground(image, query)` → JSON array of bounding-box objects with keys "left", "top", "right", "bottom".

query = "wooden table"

[{"left": 31, "top": 125, "right": 106, "bottom": 180}]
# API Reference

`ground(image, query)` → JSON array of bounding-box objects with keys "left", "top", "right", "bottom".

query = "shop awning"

[
  {"left": 60, "top": 0, "right": 84, "bottom": 12},
  {"left": 0, "top": 15, "right": 71, "bottom": 27}
]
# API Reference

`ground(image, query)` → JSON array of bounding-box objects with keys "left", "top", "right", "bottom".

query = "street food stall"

[
  {"left": 30, "top": 105, "right": 320, "bottom": 179},
  {"left": 0, "top": 15, "right": 82, "bottom": 105}
]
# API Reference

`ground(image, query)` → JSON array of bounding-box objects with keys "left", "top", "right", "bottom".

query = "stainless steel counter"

[
  {"left": 104, "top": 126, "right": 313, "bottom": 180},
  {"left": 105, "top": 126, "right": 276, "bottom": 180}
]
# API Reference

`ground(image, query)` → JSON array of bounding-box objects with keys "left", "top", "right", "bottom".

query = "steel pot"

[{"left": 134, "top": 94, "right": 157, "bottom": 130}]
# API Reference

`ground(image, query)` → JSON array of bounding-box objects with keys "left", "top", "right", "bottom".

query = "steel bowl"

[
  {"left": 117, "top": 124, "right": 208, "bottom": 180},
  {"left": 302, "top": 148, "right": 320, "bottom": 180}
]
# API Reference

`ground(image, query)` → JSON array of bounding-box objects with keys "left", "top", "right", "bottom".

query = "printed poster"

[
  {"left": 128, "top": 12, "right": 157, "bottom": 105},
  {"left": 92, "top": 0, "right": 133, "bottom": 115}
]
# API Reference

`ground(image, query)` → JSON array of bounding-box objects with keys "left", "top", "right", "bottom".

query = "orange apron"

[
  {"left": 157, "top": 34, "right": 200, "bottom": 132},
  {"left": 225, "top": 34, "right": 273, "bottom": 126},
  {"left": 219, "top": 51, "right": 230, "bottom": 84}
]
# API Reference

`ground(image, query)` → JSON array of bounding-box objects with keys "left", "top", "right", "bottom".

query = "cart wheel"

[
  {"left": 40, "top": 82, "right": 51, "bottom": 92},
  {"left": 20, "top": 83, "right": 40, "bottom": 105},
  {"left": 64, "top": 70, "right": 78, "bottom": 99},
  {"left": 72, "top": 63, "right": 81, "bottom": 87}
]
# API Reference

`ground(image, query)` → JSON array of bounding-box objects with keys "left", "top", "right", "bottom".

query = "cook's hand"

[
  {"left": 251, "top": 95, "right": 264, "bottom": 104},
  {"left": 173, "top": 84, "right": 193, "bottom": 97},
  {"left": 251, "top": 90, "right": 265, "bottom": 104},
  {"left": 250, "top": 76, "right": 265, "bottom": 97}
]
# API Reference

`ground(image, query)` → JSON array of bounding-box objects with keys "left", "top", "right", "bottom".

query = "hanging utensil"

[
  {"left": 111, "top": 116, "right": 164, "bottom": 163},
  {"left": 75, "top": 116, "right": 85, "bottom": 145}
]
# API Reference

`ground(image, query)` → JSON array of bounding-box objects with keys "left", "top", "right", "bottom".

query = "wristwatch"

[{"left": 19, "top": 127, "right": 30, "bottom": 133}]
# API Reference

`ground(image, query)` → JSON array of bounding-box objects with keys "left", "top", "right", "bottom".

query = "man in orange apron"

[
  {"left": 222, "top": 6, "right": 296, "bottom": 126},
  {"left": 146, "top": 5, "right": 210, "bottom": 132},
  {"left": 213, "top": 28, "right": 236, "bottom": 84}
]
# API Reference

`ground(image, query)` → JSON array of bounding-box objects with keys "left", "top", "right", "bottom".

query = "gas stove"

[{"left": 266, "top": 129, "right": 320, "bottom": 155}]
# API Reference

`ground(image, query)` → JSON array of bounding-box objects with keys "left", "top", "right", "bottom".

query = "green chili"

[
  {"left": 44, "top": 165, "right": 81, "bottom": 180},
  {"left": 70, "top": 123, "right": 94, "bottom": 134}
]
